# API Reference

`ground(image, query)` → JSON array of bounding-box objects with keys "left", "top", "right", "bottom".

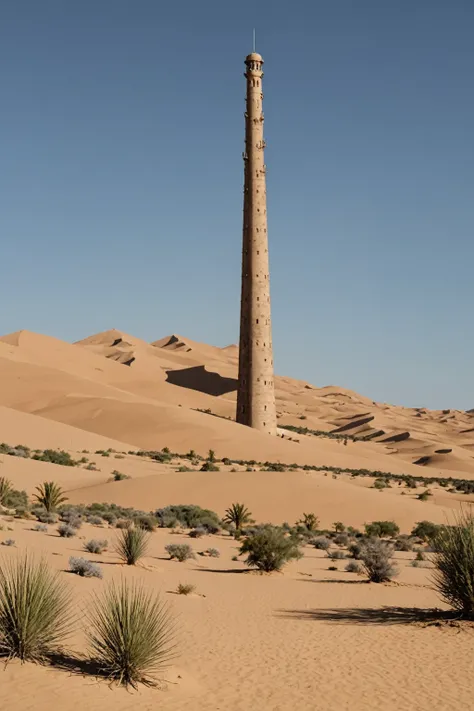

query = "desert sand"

[{"left": 0, "top": 327, "right": 473, "bottom": 710}]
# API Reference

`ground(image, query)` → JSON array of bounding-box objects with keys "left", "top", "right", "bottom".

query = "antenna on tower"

[{"left": 253, "top": 28, "right": 256, "bottom": 53}]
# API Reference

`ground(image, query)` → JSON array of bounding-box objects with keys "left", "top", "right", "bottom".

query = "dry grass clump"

[
  {"left": 176, "top": 583, "right": 195, "bottom": 595},
  {"left": 84, "top": 539, "right": 108, "bottom": 555},
  {"left": 115, "top": 527, "right": 149, "bottom": 565},
  {"left": 359, "top": 539, "right": 398, "bottom": 582},
  {"left": 87, "top": 580, "right": 175, "bottom": 688},
  {"left": 0, "top": 477, "right": 13, "bottom": 507},
  {"left": 165, "top": 544, "right": 196, "bottom": 562},
  {"left": 57, "top": 523, "right": 76, "bottom": 538},
  {"left": 313, "top": 536, "right": 331, "bottom": 551},
  {"left": 0, "top": 555, "right": 71, "bottom": 662},
  {"left": 432, "top": 512, "right": 474, "bottom": 618},
  {"left": 345, "top": 560, "right": 362, "bottom": 574}
]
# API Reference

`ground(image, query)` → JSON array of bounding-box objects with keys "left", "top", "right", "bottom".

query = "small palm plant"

[
  {"left": 87, "top": 580, "right": 175, "bottom": 688},
  {"left": 34, "top": 482, "right": 68, "bottom": 513},
  {"left": 0, "top": 477, "right": 13, "bottom": 507},
  {"left": 0, "top": 555, "right": 71, "bottom": 662},
  {"left": 223, "top": 503, "right": 253, "bottom": 532},
  {"left": 115, "top": 526, "right": 149, "bottom": 565}
]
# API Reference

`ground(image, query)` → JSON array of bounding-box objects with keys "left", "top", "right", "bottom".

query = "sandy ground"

[
  {"left": 1, "top": 520, "right": 472, "bottom": 711},
  {"left": 1, "top": 327, "right": 474, "bottom": 709}
]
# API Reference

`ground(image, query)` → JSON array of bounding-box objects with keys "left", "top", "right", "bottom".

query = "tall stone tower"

[{"left": 236, "top": 51, "right": 277, "bottom": 436}]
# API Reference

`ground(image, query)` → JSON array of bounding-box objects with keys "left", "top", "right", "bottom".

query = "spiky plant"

[
  {"left": 0, "top": 555, "right": 71, "bottom": 662},
  {"left": 432, "top": 512, "right": 474, "bottom": 617},
  {"left": 223, "top": 503, "right": 253, "bottom": 531},
  {"left": 33, "top": 482, "right": 68, "bottom": 513},
  {"left": 87, "top": 580, "right": 175, "bottom": 688},
  {"left": 115, "top": 526, "right": 149, "bottom": 565},
  {"left": 0, "top": 477, "right": 13, "bottom": 507}
]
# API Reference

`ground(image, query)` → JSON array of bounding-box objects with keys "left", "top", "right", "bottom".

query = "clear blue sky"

[{"left": 1, "top": 0, "right": 473, "bottom": 409}]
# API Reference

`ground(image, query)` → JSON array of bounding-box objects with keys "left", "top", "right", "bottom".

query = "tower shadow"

[{"left": 165, "top": 366, "right": 238, "bottom": 397}]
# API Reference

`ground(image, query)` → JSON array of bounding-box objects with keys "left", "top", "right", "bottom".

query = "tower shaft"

[{"left": 236, "top": 52, "right": 277, "bottom": 435}]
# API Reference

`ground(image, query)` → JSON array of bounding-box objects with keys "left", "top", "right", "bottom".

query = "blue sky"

[{"left": 1, "top": 0, "right": 473, "bottom": 409}]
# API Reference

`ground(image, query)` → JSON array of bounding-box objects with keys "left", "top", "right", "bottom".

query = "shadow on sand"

[{"left": 277, "top": 606, "right": 455, "bottom": 626}]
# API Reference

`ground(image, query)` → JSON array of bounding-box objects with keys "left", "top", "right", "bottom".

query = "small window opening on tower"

[{"left": 256, "top": 318, "right": 259, "bottom": 324}]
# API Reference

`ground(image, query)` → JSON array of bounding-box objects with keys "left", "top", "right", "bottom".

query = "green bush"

[
  {"left": 200, "top": 461, "right": 220, "bottom": 472},
  {"left": 32, "top": 450, "right": 78, "bottom": 467},
  {"left": 411, "top": 521, "right": 440, "bottom": 542},
  {"left": 296, "top": 512, "right": 319, "bottom": 532},
  {"left": 115, "top": 527, "right": 149, "bottom": 565},
  {"left": 240, "top": 526, "right": 302, "bottom": 572},
  {"left": 432, "top": 513, "right": 474, "bottom": 617},
  {"left": 155, "top": 504, "right": 220, "bottom": 530},
  {"left": 364, "top": 521, "right": 400, "bottom": 538},
  {"left": 3, "top": 488, "right": 28, "bottom": 512},
  {"left": 87, "top": 580, "right": 175, "bottom": 687},
  {"left": 176, "top": 583, "right": 195, "bottom": 595},
  {"left": 0, "top": 555, "right": 71, "bottom": 662},
  {"left": 0, "top": 478, "right": 13, "bottom": 507}
]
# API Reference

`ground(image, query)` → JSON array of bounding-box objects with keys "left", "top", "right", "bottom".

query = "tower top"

[{"left": 245, "top": 52, "right": 263, "bottom": 63}]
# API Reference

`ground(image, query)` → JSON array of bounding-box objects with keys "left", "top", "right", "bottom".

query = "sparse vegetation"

[
  {"left": 0, "top": 555, "right": 71, "bottom": 662},
  {"left": 313, "top": 536, "right": 331, "bottom": 551},
  {"left": 411, "top": 521, "right": 440, "bottom": 542},
  {"left": 240, "top": 526, "right": 302, "bottom": 572},
  {"left": 345, "top": 560, "right": 362, "bottom": 574},
  {"left": 205, "top": 548, "right": 220, "bottom": 558},
  {"left": 33, "top": 524, "right": 48, "bottom": 533},
  {"left": 111, "top": 470, "right": 130, "bottom": 481},
  {"left": 296, "top": 512, "right": 319, "bottom": 532},
  {"left": 32, "top": 450, "right": 78, "bottom": 467},
  {"left": 364, "top": 521, "right": 400, "bottom": 538},
  {"left": 69, "top": 557, "right": 103, "bottom": 578},
  {"left": 0, "top": 477, "right": 13, "bottom": 507},
  {"left": 417, "top": 489, "right": 432, "bottom": 502},
  {"left": 115, "top": 527, "right": 149, "bottom": 565},
  {"left": 87, "top": 580, "right": 175, "bottom": 688},
  {"left": 2, "top": 539, "right": 15, "bottom": 547}
]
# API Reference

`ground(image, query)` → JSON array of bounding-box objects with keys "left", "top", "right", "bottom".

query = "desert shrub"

[
  {"left": 395, "top": 535, "right": 415, "bottom": 552},
  {"left": 3, "top": 488, "right": 28, "bottom": 512},
  {"left": 84, "top": 539, "right": 108, "bottom": 554},
  {"left": 264, "top": 462, "right": 286, "bottom": 472},
  {"left": 223, "top": 503, "right": 254, "bottom": 532},
  {"left": 34, "top": 482, "right": 68, "bottom": 513},
  {"left": 0, "top": 477, "right": 13, "bottom": 507},
  {"left": 133, "top": 514, "right": 158, "bottom": 532},
  {"left": 360, "top": 539, "right": 397, "bottom": 582},
  {"left": 176, "top": 583, "right": 195, "bottom": 595},
  {"left": 34, "top": 509, "right": 58, "bottom": 524},
  {"left": 432, "top": 513, "right": 474, "bottom": 617},
  {"left": 348, "top": 542, "right": 362, "bottom": 559},
  {"left": 200, "top": 461, "right": 220, "bottom": 472},
  {"left": 115, "top": 527, "right": 149, "bottom": 565},
  {"left": 313, "top": 536, "right": 331, "bottom": 551},
  {"left": 112, "top": 471, "right": 130, "bottom": 481},
  {"left": 333, "top": 522, "right": 346, "bottom": 533},
  {"left": 33, "top": 524, "right": 48, "bottom": 533},
  {"left": 189, "top": 527, "right": 206, "bottom": 539},
  {"left": 231, "top": 555, "right": 239, "bottom": 561},
  {"left": 115, "top": 518, "right": 133, "bottom": 529},
  {"left": 334, "top": 533, "right": 349, "bottom": 547},
  {"left": 296, "top": 512, "right": 319, "bottom": 532},
  {"left": 240, "top": 526, "right": 302, "bottom": 572},
  {"left": 373, "top": 478, "right": 390, "bottom": 489},
  {"left": 85, "top": 463, "right": 98, "bottom": 471},
  {"left": 60, "top": 510, "right": 83, "bottom": 529},
  {"left": 87, "top": 515, "right": 104, "bottom": 526},
  {"left": 411, "top": 521, "right": 440, "bottom": 542},
  {"left": 328, "top": 565, "right": 338, "bottom": 571},
  {"left": 328, "top": 550, "right": 345, "bottom": 560},
  {"left": 415, "top": 550, "right": 426, "bottom": 561},
  {"left": 417, "top": 489, "right": 432, "bottom": 501},
  {"left": 2, "top": 539, "right": 15, "bottom": 547},
  {"left": 87, "top": 580, "right": 175, "bottom": 688},
  {"left": 165, "top": 544, "right": 195, "bottom": 562},
  {"left": 32, "top": 450, "right": 77, "bottom": 467},
  {"left": 155, "top": 505, "right": 220, "bottom": 530},
  {"left": 364, "top": 521, "right": 400, "bottom": 538},
  {"left": 57, "top": 524, "right": 76, "bottom": 538},
  {"left": 177, "top": 466, "right": 192, "bottom": 472},
  {"left": 205, "top": 548, "right": 220, "bottom": 558},
  {"left": 0, "top": 555, "right": 71, "bottom": 661},
  {"left": 69, "top": 557, "right": 103, "bottom": 579},
  {"left": 345, "top": 560, "right": 362, "bottom": 573}
]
